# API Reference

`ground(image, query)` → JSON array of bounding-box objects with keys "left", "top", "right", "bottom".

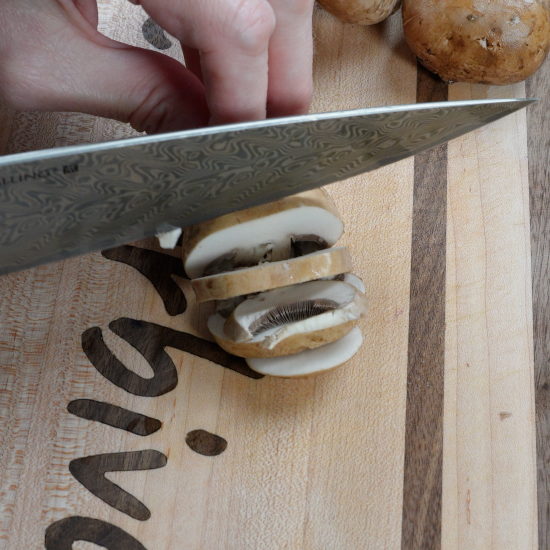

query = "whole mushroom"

[
  {"left": 317, "top": 0, "right": 402, "bottom": 25},
  {"left": 402, "top": 0, "right": 550, "bottom": 85}
]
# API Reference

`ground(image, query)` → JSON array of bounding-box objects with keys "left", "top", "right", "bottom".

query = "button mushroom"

[
  {"left": 180, "top": 188, "right": 368, "bottom": 377},
  {"left": 402, "top": 0, "right": 550, "bottom": 85},
  {"left": 317, "top": 0, "right": 402, "bottom": 25}
]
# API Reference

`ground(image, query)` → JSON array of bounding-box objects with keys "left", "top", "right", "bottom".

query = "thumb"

[{"left": 2, "top": 32, "right": 209, "bottom": 134}]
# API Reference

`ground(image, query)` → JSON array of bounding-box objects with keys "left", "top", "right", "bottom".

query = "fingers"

[
  {"left": 265, "top": 0, "right": 314, "bottom": 118},
  {"left": 199, "top": 2, "right": 275, "bottom": 125},
  {"left": 140, "top": 0, "right": 280, "bottom": 125},
  {"left": 0, "top": 14, "right": 209, "bottom": 133},
  {"left": 139, "top": 0, "right": 313, "bottom": 124},
  {"left": 182, "top": 45, "right": 203, "bottom": 83},
  {"left": 73, "top": 0, "right": 99, "bottom": 28}
]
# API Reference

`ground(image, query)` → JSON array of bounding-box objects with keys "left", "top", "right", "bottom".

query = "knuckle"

[
  {"left": 128, "top": 85, "right": 171, "bottom": 135},
  {"left": 229, "top": 0, "right": 276, "bottom": 54}
]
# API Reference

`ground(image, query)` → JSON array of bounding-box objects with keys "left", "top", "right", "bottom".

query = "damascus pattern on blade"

[{"left": 0, "top": 100, "right": 532, "bottom": 274}]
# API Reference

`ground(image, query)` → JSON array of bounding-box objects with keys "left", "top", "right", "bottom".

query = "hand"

[{"left": 0, "top": 0, "right": 314, "bottom": 134}]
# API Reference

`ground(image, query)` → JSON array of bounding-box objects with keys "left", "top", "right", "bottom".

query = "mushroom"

[
  {"left": 206, "top": 279, "right": 368, "bottom": 358},
  {"left": 179, "top": 186, "right": 368, "bottom": 377},
  {"left": 181, "top": 189, "right": 343, "bottom": 279},
  {"left": 208, "top": 311, "right": 357, "bottom": 358},
  {"left": 402, "top": 0, "right": 550, "bottom": 85},
  {"left": 191, "top": 246, "right": 353, "bottom": 303},
  {"left": 317, "top": 0, "right": 402, "bottom": 25},
  {"left": 323, "top": 272, "right": 366, "bottom": 293},
  {"left": 246, "top": 326, "right": 364, "bottom": 378}
]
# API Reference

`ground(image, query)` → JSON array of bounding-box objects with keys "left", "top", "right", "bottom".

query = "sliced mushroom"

[
  {"left": 324, "top": 272, "right": 366, "bottom": 293},
  {"left": 212, "top": 279, "right": 367, "bottom": 357},
  {"left": 191, "top": 246, "right": 353, "bottom": 303},
  {"left": 208, "top": 310, "right": 357, "bottom": 358},
  {"left": 181, "top": 189, "right": 343, "bottom": 279},
  {"left": 246, "top": 326, "right": 364, "bottom": 378},
  {"left": 317, "top": 0, "right": 402, "bottom": 25},
  {"left": 402, "top": 0, "right": 550, "bottom": 85}
]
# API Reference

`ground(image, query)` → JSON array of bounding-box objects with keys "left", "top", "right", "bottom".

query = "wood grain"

[
  {"left": 526, "top": 55, "right": 550, "bottom": 550},
  {"left": 0, "top": 1, "right": 540, "bottom": 548},
  {"left": 401, "top": 64, "right": 448, "bottom": 550},
  {"left": 0, "top": 4, "right": 419, "bottom": 549},
  {"left": 443, "top": 81, "right": 537, "bottom": 550}
]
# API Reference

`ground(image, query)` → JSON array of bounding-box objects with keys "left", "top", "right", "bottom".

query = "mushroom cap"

[
  {"left": 191, "top": 246, "right": 353, "bottom": 303},
  {"left": 208, "top": 311, "right": 357, "bottom": 358},
  {"left": 318, "top": 0, "right": 402, "bottom": 25},
  {"left": 402, "top": 0, "right": 550, "bottom": 85},
  {"left": 246, "top": 326, "right": 364, "bottom": 378},
  {"left": 181, "top": 189, "right": 343, "bottom": 279}
]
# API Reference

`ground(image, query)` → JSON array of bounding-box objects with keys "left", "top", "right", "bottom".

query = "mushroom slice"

[
  {"left": 208, "top": 311, "right": 357, "bottom": 358},
  {"left": 192, "top": 247, "right": 353, "bottom": 303},
  {"left": 182, "top": 189, "right": 343, "bottom": 279},
  {"left": 223, "top": 279, "right": 367, "bottom": 347},
  {"left": 246, "top": 327, "right": 364, "bottom": 378},
  {"left": 326, "top": 272, "right": 366, "bottom": 293},
  {"left": 317, "top": 0, "right": 402, "bottom": 25}
]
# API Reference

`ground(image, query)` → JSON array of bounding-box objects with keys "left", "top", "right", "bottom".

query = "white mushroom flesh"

[
  {"left": 156, "top": 227, "right": 182, "bottom": 249},
  {"left": 223, "top": 279, "right": 367, "bottom": 347},
  {"left": 184, "top": 206, "right": 343, "bottom": 279},
  {"left": 246, "top": 327, "right": 364, "bottom": 377},
  {"left": 341, "top": 273, "right": 366, "bottom": 294}
]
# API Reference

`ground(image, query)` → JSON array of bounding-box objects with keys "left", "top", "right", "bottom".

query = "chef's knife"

[{"left": 0, "top": 98, "right": 534, "bottom": 275}]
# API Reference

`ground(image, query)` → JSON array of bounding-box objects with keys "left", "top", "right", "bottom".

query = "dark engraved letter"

[
  {"left": 45, "top": 516, "right": 147, "bottom": 550},
  {"left": 102, "top": 245, "right": 188, "bottom": 316},
  {"left": 82, "top": 323, "right": 178, "bottom": 397},
  {"left": 142, "top": 17, "right": 173, "bottom": 50},
  {"left": 82, "top": 318, "right": 262, "bottom": 395},
  {"left": 186, "top": 429, "right": 228, "bottom": 456},
  {"left": 69, "top": 450, "right": 167, "bottom": 521},
  {"left": 109, "top": 318, "right": 263, "bottom": 380},
  {"left": 68, "top": 400, "right": 162, "bottom": 436}
]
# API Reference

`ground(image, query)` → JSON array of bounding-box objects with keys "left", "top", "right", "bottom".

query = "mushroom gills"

[
  {"left": 223, "top": 279, "right": 366, "bottom": 344},
  {"left": 246, "top": 327, "right": 364, "bottom": 378},
  {"left": 249, "top": 298, "right": 339, "bottom": 336}
]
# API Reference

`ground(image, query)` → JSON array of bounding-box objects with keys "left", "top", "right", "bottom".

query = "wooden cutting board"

[{"left": 0, "top": 2, "right": 541, "bottom": 549}]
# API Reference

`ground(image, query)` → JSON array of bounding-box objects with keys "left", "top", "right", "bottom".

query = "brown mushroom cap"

[
  {"left": 317, "top": 0, "right": 402, "bottom": 25},
  {"left": 402, "top": 0, "right": 550, "bottom": 85}
]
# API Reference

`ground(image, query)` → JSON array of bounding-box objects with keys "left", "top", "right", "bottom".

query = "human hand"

[{"left": 0, "top": 0, "right": 314, "bottom": 134}]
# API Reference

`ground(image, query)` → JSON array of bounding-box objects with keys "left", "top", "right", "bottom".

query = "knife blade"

[{"left": 0, "top": 98, "right": 534, "bottom": 275}]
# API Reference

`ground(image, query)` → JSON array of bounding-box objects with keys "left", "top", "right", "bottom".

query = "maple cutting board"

[{"left": 0, "top": 2, "right": 540, "bottom": 549}]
